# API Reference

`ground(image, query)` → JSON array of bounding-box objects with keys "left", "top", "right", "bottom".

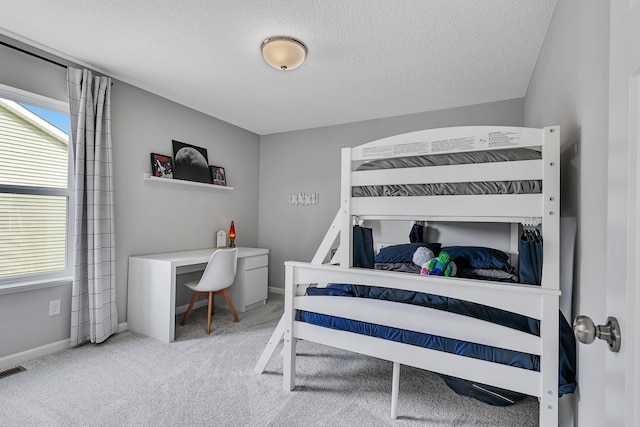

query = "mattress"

[
  {"left": 353, "top": 148, "right": 542, "bottom": 198},
  {"left": 297, "top": 283, "right": 576, "bottom": 399}
]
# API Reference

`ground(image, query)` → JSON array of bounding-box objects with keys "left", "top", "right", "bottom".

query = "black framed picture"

[
  {"left": 210, "top": 166, "right": 227, "bottom": 186},
  {"left": 150, "top": 153, "right": 173, "bottom": 178},
  {"left": 172, "top": 140, "right": 211, "bottom": 183}
]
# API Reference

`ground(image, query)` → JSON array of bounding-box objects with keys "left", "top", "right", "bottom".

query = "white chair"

[{"left": 180, "top": 248, "right": 239, "bottom": 334}]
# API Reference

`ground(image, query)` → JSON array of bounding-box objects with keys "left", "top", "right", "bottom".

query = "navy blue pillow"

[
  {"left": 441, "top": 246, "right": 514, "bottom": 273},
  {"left": 375, "top": 243, "right": 441, "bottom": 264}
]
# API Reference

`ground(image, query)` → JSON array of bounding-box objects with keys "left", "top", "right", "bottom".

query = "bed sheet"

[
  {"left": 352, "top": 180, "right": 542, "bottom": 197},
  {"left": 297, "top": 283, "right": 576, "bottom": 398},
  {"left": 355, "top": 147, "right": 542, "bottom": 170},
  {"left": 352, "top": 147, "right": 543, "bottom": 198}
]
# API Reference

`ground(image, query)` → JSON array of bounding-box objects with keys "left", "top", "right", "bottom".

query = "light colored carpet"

[{"left": 0, "top": 294, "right": 540, "bottom": 426}]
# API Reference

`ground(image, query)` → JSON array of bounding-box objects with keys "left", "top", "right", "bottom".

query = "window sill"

[{"left": 0, "top": 277, "right": 72, "bottom": 295}]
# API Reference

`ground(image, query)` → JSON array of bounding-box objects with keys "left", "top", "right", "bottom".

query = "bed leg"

[
  {"left": 391, "top": 362, "right": 400, "bottom": 419},
  {"left": 254, "top": 314, "right": 286, "bottom": 374},
  {"left": 540, "top": 295, "right": 560, "bottom": 426},
  {"left": 283, "top": 264, "right": 296, "bottom": 391},
  {"left": 283, "top": 328, "right": 296, "bottom": 391}
]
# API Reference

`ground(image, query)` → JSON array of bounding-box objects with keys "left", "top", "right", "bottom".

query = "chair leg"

[
  {"left": 181, "top": 292, "right": 200, "bottom": 326},
  {"left": 206, "top": 292, "right": 214, "bottom": 335},
  {"left": 222, "top": 288, "right": 239, "bottom": 322}
]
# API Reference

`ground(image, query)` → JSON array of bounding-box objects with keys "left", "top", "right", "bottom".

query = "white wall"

[
  {"left": 258, "top": 98, "right": 524, "bottom": 290},
  {"left": 0, "top": 36, "right": 261, "bottom": 360},
  {"left": 523, "top": 1, "right": 610, "bottom": 426}
]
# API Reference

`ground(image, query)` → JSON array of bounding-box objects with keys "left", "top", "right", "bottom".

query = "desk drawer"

[
  {"left": 245, "top": 266, "right": 268, "bottom": 305},
  {"left": 244, "top": 254, "right": 268, "bottom": 270}
]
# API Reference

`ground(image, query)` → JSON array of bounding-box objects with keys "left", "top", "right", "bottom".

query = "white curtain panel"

[{"left": 67, "top": 67, "right": 118, "bottom": 346}]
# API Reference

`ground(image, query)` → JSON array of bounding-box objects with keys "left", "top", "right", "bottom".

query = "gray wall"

[
  {"left": 0, "top": 38, "right": 261, "bottom": 359},
  {"left": 258, "top": 98, "right": 524, "bottom": 290},
  {"left": 523, "top": 1, "right": 610, "bottom": 426},
  {"left": 0, "top": 39, "right": 72, "bottom": 360},
  {"left": 111, "top": 81, "right": 261, "bottom": 318}
]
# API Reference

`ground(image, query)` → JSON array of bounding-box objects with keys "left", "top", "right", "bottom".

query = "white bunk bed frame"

[{"left": 255, "top": 125, "right": 561, "bottom": 426}]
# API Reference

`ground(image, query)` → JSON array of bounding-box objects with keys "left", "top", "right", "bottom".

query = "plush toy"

[
  {"left": 422, "top": 251, "right": 457, "bottom": 277},
  {"left": 412, "top": 246, "right": 435, "bottom": 268}
]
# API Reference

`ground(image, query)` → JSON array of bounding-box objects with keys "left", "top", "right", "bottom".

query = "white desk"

[{"left": 127, "top": 247, "right": 269, "bottom": 342}]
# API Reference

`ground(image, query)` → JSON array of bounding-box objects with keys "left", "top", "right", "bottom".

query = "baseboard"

[
  {"left": 1, "top": 322, "right": 129, "bottom": 371},
  {"left": 117, "top": 322, "right": 128, "bottom": 333},
  {"left": 0, "top": 339, "right": 70, "bottom": 371},
  {"left": 175, "top": 299, "right": 208, "bottom": 315},
  {"left": 268, "top": 286, "right": 284, "bottom": 295}
]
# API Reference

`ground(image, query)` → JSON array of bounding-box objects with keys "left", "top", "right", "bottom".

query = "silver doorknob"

[{"left": 573, "top": 315, "right": 621, "bottom": 352}]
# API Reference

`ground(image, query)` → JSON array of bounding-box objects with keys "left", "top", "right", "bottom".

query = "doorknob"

[{"left": 573, "top": 315, "right": 621, "bottom": 352}]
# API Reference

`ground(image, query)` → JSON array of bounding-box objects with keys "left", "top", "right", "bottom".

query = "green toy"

[{"left": 422, "top": 251, "right": 455, "bottom": 277}]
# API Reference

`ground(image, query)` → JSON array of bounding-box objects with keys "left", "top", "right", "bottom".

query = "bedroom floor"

[{"left": 0, "top": 293, "right": 540, "bottom": 426}]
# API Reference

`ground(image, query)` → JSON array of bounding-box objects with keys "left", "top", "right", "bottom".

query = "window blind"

[{"left": 0, "top": 97, "right": 70, "bottom": 281}]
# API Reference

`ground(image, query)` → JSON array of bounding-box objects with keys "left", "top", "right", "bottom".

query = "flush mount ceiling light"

[{"left": 261, "top": 36, "right": 307, "bottom": 71}]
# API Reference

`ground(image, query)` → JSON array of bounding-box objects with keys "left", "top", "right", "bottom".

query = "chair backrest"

[{"left": 192, "top": 248, "right": 238, "bottom": 292}]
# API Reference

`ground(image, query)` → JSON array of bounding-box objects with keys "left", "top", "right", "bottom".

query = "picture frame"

[
  {"left": 150, "top": 153, "right": 173, "bottom": 178},
  {"left": 209, "top": 166, "right": 227, "bottom": 186},
  {"left": 172, "top": 140, "right": 212, "bottom": 183}
]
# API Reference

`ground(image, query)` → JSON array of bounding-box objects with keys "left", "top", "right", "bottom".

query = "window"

[{"left": 0, "top": 85, "right": 72, "bottom": 286}]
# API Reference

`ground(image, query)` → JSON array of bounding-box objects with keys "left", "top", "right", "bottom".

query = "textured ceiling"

[{"left": 0, "top": 0, "right": 557, "bottom": 135}]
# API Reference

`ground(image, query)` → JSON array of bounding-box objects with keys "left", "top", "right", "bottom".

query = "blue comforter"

[{"left": 297, "top": 283, "right": 576, "bottom": 398}]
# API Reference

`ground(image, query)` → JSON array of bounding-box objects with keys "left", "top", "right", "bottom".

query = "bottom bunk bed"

[
  {"left": 298, "top": 281, "right": 576, "bottom": 404},
  {"left": 281, "top": 258, "right": 575, "bottom": 426}
]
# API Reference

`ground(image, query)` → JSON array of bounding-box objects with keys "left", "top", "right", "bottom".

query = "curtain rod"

[
  {"left": 0, "top": 40, "right": 67, "bottom": 69},
  {"left": 0, "top": 40, "right": 114, "bottom": 86}
]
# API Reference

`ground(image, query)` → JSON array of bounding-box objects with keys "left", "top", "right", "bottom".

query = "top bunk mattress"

[{"left": 352, "top": 148, "right": 542, "bottom": 198}]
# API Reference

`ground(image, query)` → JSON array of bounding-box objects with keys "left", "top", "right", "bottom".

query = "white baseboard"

[
  {"left": 1, "top": 321, "right": 130, "bottom": 371},
  {"left": 268, "top": 286, "right": 284, "bottom": 295},
  {"left": 117, "top": 322, "right": 128, "bottom": 333},
  {"left": 175, "top": 299, "right": 208, "bottom": 315},
  {"left": 0, "top": 339, "right": 70, "bottom": 371}
]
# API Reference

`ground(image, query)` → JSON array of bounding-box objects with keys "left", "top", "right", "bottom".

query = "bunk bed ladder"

[{"left": 254, "top": 209, "right": 343, "bottom": 374}]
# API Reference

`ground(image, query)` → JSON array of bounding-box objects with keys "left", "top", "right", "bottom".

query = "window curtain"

[{"left": 67, "top": 67, "right": 118, "bottom": 346}]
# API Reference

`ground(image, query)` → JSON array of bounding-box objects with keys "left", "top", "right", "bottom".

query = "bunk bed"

[{"left": 255, "top": 126, "right": 574, "bottom": 427}]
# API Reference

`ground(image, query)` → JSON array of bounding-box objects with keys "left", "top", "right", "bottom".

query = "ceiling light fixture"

[{"left": 261, "top": 36, "right": 307, "bottom": 71}]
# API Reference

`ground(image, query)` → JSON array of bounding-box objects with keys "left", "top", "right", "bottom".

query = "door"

[{"left": 605, "top": 1, "right": 639, "bottom": 426}]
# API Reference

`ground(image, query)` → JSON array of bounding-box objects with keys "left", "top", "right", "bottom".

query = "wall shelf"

[{"left": 143, "top": 173, "right": 234, "bottom": 191}]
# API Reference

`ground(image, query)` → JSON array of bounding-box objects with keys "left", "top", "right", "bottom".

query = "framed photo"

[
  {"left": 172, "top": 140, "right": 212, "bottom": 183},
  {"left": 150, "top": 153, "right": 173, "bottom": 178},
  {"left": 209, "top": 166, "right": 227, "bottom": 186}
]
